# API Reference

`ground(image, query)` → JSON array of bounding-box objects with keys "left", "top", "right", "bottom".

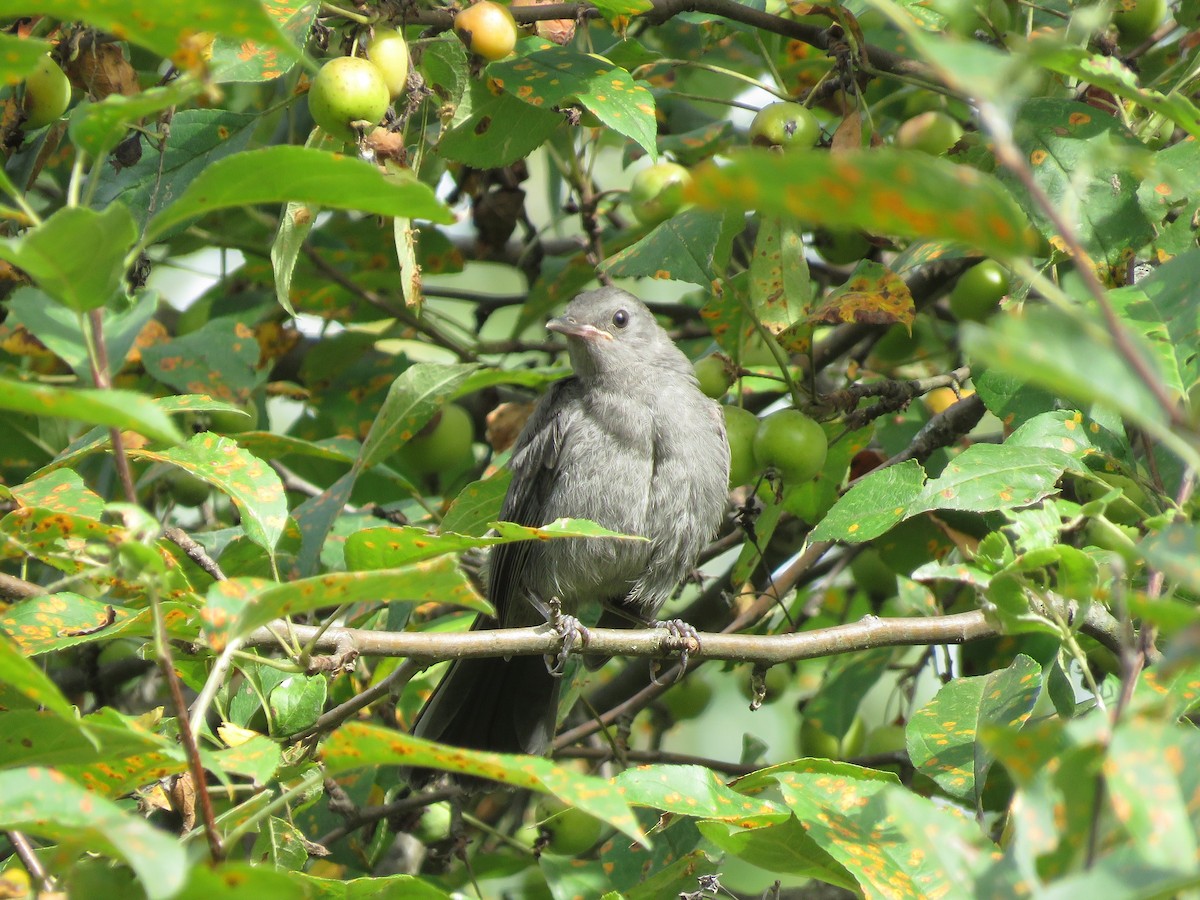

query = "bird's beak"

[{"left": 546, "top": 317, "right": 614, "bottom": 341}]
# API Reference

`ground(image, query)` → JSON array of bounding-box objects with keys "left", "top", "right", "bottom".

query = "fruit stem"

[{"left": 320, "top": 1, "right": 373, "bottom": 24}]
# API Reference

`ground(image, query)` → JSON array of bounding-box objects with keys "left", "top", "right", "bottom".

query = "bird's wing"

[{"left": 488, "top": 377, "right": 581, "bottom": 625}]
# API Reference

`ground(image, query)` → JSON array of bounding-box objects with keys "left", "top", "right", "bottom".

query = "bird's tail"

[{"left": 410, "top": 652, "right": 561, "bottom": 771}]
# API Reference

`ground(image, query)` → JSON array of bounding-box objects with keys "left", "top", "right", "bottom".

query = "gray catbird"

[{"left": 411, "top": 286, "right": 730, "bottom": 762}]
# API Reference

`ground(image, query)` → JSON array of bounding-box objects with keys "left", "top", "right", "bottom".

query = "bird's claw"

[
  {"left": 649, "top": 619, "right": 699, "bottom": 685},
  {"left": 545, "top": 598, "right": 589, "bottom": 678}
]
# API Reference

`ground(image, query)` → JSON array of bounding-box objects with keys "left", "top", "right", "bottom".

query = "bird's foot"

[
  {"left": 545, "top": 597, "right": 590, "bottom": 677},
  {"left": 650, "top": 618, "right": 699, "bottom": 685}
]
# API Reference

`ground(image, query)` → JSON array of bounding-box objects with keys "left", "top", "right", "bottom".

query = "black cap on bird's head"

[{"left": 547, "top": 287, "right": 691, "bottom": 381}]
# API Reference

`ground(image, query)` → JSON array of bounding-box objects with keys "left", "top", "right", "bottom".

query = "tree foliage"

[{"left": 1, "top": 0, "right": 1199, "bottom": 897}]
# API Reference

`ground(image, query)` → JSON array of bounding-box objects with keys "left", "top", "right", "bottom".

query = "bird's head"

[{"left": 547, "top": 287, "right": 690, "bottom": 383}]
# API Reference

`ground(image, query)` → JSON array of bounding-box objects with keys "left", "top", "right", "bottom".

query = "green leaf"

[
  {"left": 963, "top": 305, "right": 1189, "bottom": 465},
  {"left": 0, "top": 634, "right": 76, "bottom": 718},
  {"left": 810, "top": 460, "right": 926, "bottom": 543},
  {"left": 270, "top": 674, "right": 327, "bottom": 737},
  {"left": 440, "top": 470, "right": 511, "bottom": 537},
  {"left": 358, "top": 362, "right": 479, "bottom": 470},
  {"left": 345, "top": 518, "right": 645, "bottom": 570},
  {"left": 11, "top": 468, "right": 104, "bottom": 518},
  {"left": 686, "top": 148, "right": 1031, "bottom": 260},
  {"left": 906, "top": 443, "right": 1082, "bottom": 517},
  {"left": 908, "top": 654, "right": 1041, "bottom": 806},
  {"left": 68, "top": 80, "right": 203, "bottom": 159},
  {"left": 0, "top": 205, "right": 136, "bottom": 311},
  {"left": 0, "top": 0, "right": 294, "bottom": 59},
  {"left": 206, "top": 563, "right": 490, "bottom": 649},
  {"left": 7, "top": 287, "right": 156, "bottom": 379},
  {"left": 145, "top": 147, "right": 453, "bottom": 241},
  {"left": 438, "top": 84, "right": 563, "bottom": 168},
  {"left": 697, "top": 816, "right": 852, "bottom": 886},
  {"left": 1004, "top": 98, "right": 1154, "bottom": 274},
  {"left": 489, "top": 47, "right": 657, "bottom": 157},
  {"left": 0, "top": 35, "right": 54, "bottom": 85},
  {"left": 603, "top": 209, "right": 737, "bottom": 285},
  {"left": 749, "top": 215, "right": 812, "bottom": 350},
  {"left": 0, "top": 378, "right": 183, "bottom": 445},
  {"left": 92, "top": 109, "right": 258, "bottom": 230},
  {"left": 1143, "top": 523, "right": 1200, "bottom": 593},
  {"left": 1105, "top": 250, "right": 1200, "bottom": 397},
  {"left": 129, "top": 433, "right": 287, "bottom": 550},
  {"left": 322, "top": 721, "right": 646, "bottom": 846},
  {"left": 0, "top": 767, "right": 187, "bottom": 900},
  {"left": 141, "top": 317, "right": 266, "bottom": 397},
  {"left": 612, "top": 765, "right": 785, "bottom": 821}
]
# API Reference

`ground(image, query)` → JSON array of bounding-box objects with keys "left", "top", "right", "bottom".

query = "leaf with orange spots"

[
  {"left": 141, "top": 317, "right": 266, "bottom": 398},
  {"left": 0, "top": 633, "right": 75, "bottom": 717},
  {"left": 908, "top": 654, "right": 1040, "bottom": 806},
  {"left": 129, "top": 433, "right": 287, "bottom": 551},
  {"left": 203, "top": 561, "right": 490, "bottom": 649},
  {"left": 438, "top": 81, "right": 562, "bottom": 168},
  {"left": 0, "top": 34, "right": 53, "bottom": 86},
  {"left": 489, "top": 45, "right": 657, "bottom": 157},
  {"left": 807, "top": 260, "right": 915, "bottom": 329},
  {"left": 345, "top": 518, "right": 646, "bottom": 570},
  {"left": 0, "top": 0, "right": 295, "bottom": 61},
  {"left": 810, "top": 459, "right": 925, "bottom": 543},
  {"left": 358, "top": 362, "right": 478, "bottom": 470},
  {"left": 6, "top": 286, "right": 155, "bottom": 380},
  {"left": 0, "top": 593, "right": 198, "bottom": 655},
  {"left": 440, "top": 470, "right": 512, "bottom": 537},
  {"left": 11, "top": 469, "right": 103, "bottom": 518},
  {"left": 0, "top": 204, "right": 136, "bottom": 312},
  {"left": 749, "top": 215, "right": 812, "bottom": 351},
  {"left": 685, "top": 148, "right": 1030, "bottom": 260},
  {"left": 145, "top": 146, "right": 452, "bottom": 242},
  {"left": 613, "top": 764, "right": 786, "bottom": 823},
  {"left": 698, "top": 815, "right": 853, "bottom": 888},
  {"left": 322, "top": 721, "right": 646, "bottom": 846},
  {"left": 1002, "top": 98, "right": 1153, "bottom": 276},
  {"left": 771, "top": 766, "right": 974, "bottom": 898},
  {"left": 0, "top": 766, "right": 186, "bottom": 900},
  {"left": 604, "top": 208, "right": 739, "bottom": 286},
  {"left": 211, "top": 0, "right": 317, "bottom": 83},
  {"left": 94, "top": 109, "right": 259, "bottom": 231},
  {"left": 1033, "top": 45, "right": 1200, "bottom": 143}
]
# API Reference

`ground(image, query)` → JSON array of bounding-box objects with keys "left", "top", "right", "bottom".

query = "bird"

[{"left": 410, "top": 286, "right": 730, "bottom": 765}]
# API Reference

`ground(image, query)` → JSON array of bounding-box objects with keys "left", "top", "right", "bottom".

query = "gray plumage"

[{"left": 411, "top": 286, "right": 729, "bottom": 762}]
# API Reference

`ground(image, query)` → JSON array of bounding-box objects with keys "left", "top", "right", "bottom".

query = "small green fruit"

[
  {"left": 307, "top": 56, "right": 390, "bottom": 141},
  {"left": 164, "top": 469, "right": 211, "bottom": 508},
  {"left": 23, "top": 55, "right": 71, "bottom": 129},
  {"left": 895, "top": 111, "right": 964, "bottom": 155},
  {"left": 367, "top": 28, "right": 410, "bottom": 98},
  {"left": 1112, "top": 0, "right": 1165, "bottom": 44},
  {"left": 748, "top": 101, "right": 821, "bottom": 150},
  {"left": 397, "top": 403, "right": 475, "bottom": 477},
  {"left": 813, "top": 228, "right": 871, "bottom": 265},
  {"left": 414, "top": 801, "right": 453, "bottom": 843},
  {"left": 628, "top": 162, "right": 692, "bottom": 226},
  {"left": 949, "top": 260, "right": 1009, "bottom": 322},
  {"left": 752, "top": 409, "right": 828, "bottom": 484},
  {"left": 208, "top": 402, "right": 260, "bottom": 435},
  {"left": 723, "top": 405, "right": 759, "bottom": 487},
  {"left": 694, "top": 355, "right": 732, "bottom": 399},
  {"left": 536, "top": 797, "right": 605, "bottom": 856},
  {"left": 662, "top": 676, "right": 714, "bottom": 720}
]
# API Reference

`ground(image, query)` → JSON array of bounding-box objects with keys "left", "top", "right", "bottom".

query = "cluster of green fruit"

[
  {"left": 693, "top": 357, "right": 828, "bottom": 487},
  {"left": 307, "top": 28, "right": 410, "bottom": 142},
  {"left": 20, "top": 54, "right": 72, "bottom": 130}
]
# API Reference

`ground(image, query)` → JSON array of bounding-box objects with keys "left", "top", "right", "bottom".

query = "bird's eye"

[{"left": 612, "top": 309, "right": 630, "bottom": 328}]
